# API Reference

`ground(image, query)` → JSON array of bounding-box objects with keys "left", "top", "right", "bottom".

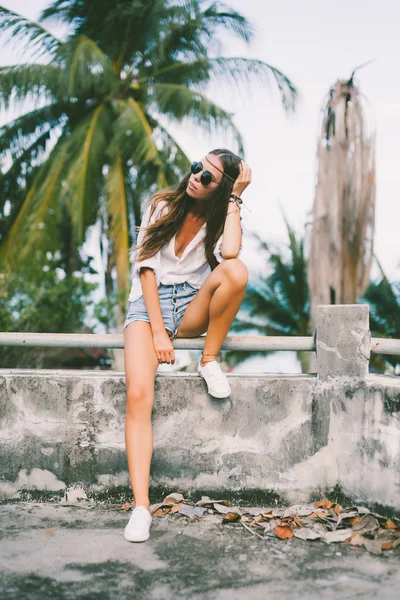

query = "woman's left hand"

[{"left": 232, "top": 160, "right": 252, "bottom": 197}]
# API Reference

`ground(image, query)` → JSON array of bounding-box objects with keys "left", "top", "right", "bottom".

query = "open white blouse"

[{"left": 127, "top": 199, "right": 243, "bottom": 302}]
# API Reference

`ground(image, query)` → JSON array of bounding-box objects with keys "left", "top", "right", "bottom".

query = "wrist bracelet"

[
  {"left": 229, "top": 195, "right": 242, "bottom": 208},
  {"left": 229, "top": 193, "right": 251, "bottom": 213}
]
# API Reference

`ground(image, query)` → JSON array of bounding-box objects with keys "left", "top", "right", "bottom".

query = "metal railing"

[
  {"left": 0, "top": 332, "right": 314, "bottom": 352},
  {"left": 0, "top": 332, "right": 397, "bottom": 354}
]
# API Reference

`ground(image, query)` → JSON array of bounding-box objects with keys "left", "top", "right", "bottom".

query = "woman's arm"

[
  {"left": 131, "top": 200, "right": 175, "bottom": 364},
  {"left": 219, "top": 160, "right": 252, "bottom": 259},
  {"left": 220, "top": 204, "right": 242, "bottom": 259},
  {"left": 139, "top": 268, "right": 165, "bottom": 333},
  {"left": 139, "top": 268, "right": 175, "bottom": 365}
]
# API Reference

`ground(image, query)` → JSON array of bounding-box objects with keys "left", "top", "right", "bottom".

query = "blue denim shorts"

[{"left": 123, "top": 282, "right": 198, "bottom": 339}]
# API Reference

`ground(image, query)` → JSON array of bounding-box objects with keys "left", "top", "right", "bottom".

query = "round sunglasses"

[{"left": 190, "top": 161, "right": 217, "bottom": 186}]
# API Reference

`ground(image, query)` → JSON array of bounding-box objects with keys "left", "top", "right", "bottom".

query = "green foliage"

[
  {"left": 362, "top": 259, "right": 400, "bottom": 374},
  {"left": 228, "top": 215, "right": 400, "bottom": 375},
  {"left": 0, "top": 0, "right": 298, "bottom": 306},
  {"left": 0, "top": 253, "right": 112, "bottom": 369},
  {"left": 0, "top": 5, "right": 60, "bottom": 58},
  {"left": 227, "top": 212, "right": 311, "bottom": 371}
]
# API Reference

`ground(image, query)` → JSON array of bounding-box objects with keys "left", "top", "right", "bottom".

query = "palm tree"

[
  {"left": 307, "top": 66, "right": 376, "bottom": 330},
  {"left": 0, "top": 0, "right": 298, "bottom": 309},
  {"left": 229, "top": 213, "right": 399, "bottom": 375},
  {"left": 227, "top": 211, "right": 311, "bottom": 373}
]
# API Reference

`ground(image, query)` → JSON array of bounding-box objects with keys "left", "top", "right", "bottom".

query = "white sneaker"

[
  {"left": 124, "top": 505, "right": 152, "bottom": 542},
  {"left": 198, "top": 360, "right": 231, "bottom": 398}
]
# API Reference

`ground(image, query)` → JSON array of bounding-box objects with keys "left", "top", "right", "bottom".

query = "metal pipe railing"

[
  {"left": 370, "top": 338, "right": 400, "bottom": 355},
  {"left": 0, "top": 332, "right": 315, "bottom": 352},
  {"left": 0, "top": 332, "right": 398, "bottom": 355}
]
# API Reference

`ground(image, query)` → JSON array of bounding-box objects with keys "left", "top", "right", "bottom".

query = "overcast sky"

[{"left": 1, "top": 0, "right": 399, "bottom": 371}]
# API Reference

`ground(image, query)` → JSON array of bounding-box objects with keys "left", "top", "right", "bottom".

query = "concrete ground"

[{"left": 1, "top": 502, "right": 399, "bottom": 600}]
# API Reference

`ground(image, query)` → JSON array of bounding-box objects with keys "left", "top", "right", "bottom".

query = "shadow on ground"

[{"left": 1, "top": 502, "right": 399, "bottom": 600}]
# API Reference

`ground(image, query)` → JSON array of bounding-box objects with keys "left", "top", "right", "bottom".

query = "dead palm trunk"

[{"left": 308, "top": 69, "right": 376, "bottom": 331}]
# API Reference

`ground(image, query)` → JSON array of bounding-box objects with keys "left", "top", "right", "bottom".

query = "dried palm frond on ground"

[
  {"left": 121, "top": 494, "right": 400, "bottom": 556},
  {"left": 308, "top": 66, "right": 376, "bottom": 330}
]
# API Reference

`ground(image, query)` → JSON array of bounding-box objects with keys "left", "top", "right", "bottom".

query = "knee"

[
  {"left": 221, "top": 258, "right": 248, "bottom": 290},
  {"left": 126, "top": 385, "right": 154, "bottom": 417}
]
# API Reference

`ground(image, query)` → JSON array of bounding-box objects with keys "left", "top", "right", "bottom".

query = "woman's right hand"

[{"left": 152, "top": 329, "right": 175, "bottom": 365}]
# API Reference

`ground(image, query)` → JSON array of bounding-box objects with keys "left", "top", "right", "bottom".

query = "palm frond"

[
  {"left": 39, "top": 0, "right": 79, "bottom": 24},
  {"left": 151, "top": 82, "right": 244, "bottom": 154},
  {"left": 209, "top": 57, "right": 298, "bottom": 113},
  {"left": 0, "top": 103, "right": 66, "bottom": 159},
  {"left": 106, "top": 148, "right": 130, "bottom": 292},
  {"left": 0, "top": 137, "right": 68, "bottom": 267},
  {"left": 62, "top": 104, "right": 110, "bottom": 241},
  {"left": 201, "top": 1, "right": 255, "bottom": 44},
  {"left": 0, "top": 129, "right": 54, "bottom": 204},
  {"left": 0, "top": 5, "right": 61, "bottom": 58},
  {"left": 57, "top": 35, "right": 117, "bottom": 98},
  {"left": 112, "top": 98, "right": 159, "bottom": 164},
  {"left": 157, "top": 0, "right": 254, "bottom": 62},
  {"left": 0, "top": 64, "right": 62, "bottom": 110},
  {"left": 279, "top": 208, "right": 308, "bottom": 312},
  {"left": 156, "top": 122, "right": 191, "bottom": 175},
  {"left": 239, "top": 283, "right": 298, "bottom": 333},
  {"left": 111, "top": 98, "right": 168, "bottom": 189},
  {"left": 145, "top": 56, "right": 298, "bottom": 112}
]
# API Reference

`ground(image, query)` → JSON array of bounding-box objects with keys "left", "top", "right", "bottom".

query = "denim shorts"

[{"left": 123, "top": 282, "right": 198, "bottom": 339}]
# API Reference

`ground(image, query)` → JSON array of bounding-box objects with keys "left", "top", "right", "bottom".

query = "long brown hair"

[{"left": 131, "top": 148, "right": 242, "bottom": 270}]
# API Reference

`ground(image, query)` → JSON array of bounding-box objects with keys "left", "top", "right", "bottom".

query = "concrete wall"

[{"left": 0, "top": 305, "right": 399, "bottom": 508}]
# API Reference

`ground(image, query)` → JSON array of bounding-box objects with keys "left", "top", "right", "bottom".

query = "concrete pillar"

[{"left": 315, "top": 304, "right": 371, "bottom": 379}]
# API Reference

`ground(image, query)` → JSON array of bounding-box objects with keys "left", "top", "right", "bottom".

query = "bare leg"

[
  {"left": 123, "top": 320, "right": 159, "bottom": 508},
  {"left": 176, "top": 258, "right": 248, "bottom": 363}
]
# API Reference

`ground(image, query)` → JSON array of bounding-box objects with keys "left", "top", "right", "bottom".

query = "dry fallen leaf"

[
  {"left": 194, "top": 496, "right": 212, "bottom": 506},
  {"left": 178, "top": 504, "right": 206, "bottom": 518},
  {"left": 214, "top": 503, "right": 241, "bottom": 516},
  {"left": 386, "top": 519, "right": 397, "bottom": 529},
  {"left": 381, "top": 541, "right": 394, "bottom": 550},
  {"left": 353, "top": 515, "right": 380, "bottom": 535},
  {"left": 333, "top": 504, "right": 342, "bottom": 515},
  {"left": 283, "top": 505, "right": 316, "bottom": 518},
  {"left": 274, "top": 525, "right": 293, "bottom": 540},
  {"left": 293, "top": 527, "right": 321, "bottom": 541},
  {"left": 121, "top": 503, "right": 134, "bottom": 511},
  {"left": 364, "top": 538, "right": 382, "bottom": 555},
  {"left": 163, "top": 493, "right": 185, "bottom": 504},
  {"left": 324, "top": 529, "right": 353, "bottom": 543},
  {"left": 222, "top": 512, "right": 241, "bottom": 523},
  {"left": 350, "top": 533, "right": 365, "bottom": 547},
  {"left": 313, "top": 499, "right": 334, "bottom": 509},
  {"left": 171, "top": 504, "right": 181, "bottom": 513}
]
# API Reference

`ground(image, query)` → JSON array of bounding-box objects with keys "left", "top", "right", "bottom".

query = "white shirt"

[{"left": 127, "top": 199, "right": 243, "bottom": 302}]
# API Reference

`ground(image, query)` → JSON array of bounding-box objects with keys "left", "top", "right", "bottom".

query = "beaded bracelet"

[{"left": 229, "top": 193, "right": 251, "bottom": 213}]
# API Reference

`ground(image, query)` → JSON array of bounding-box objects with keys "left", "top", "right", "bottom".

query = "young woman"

[{"left": 123, "top": 148, "right": 251, "bottom": 542}]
